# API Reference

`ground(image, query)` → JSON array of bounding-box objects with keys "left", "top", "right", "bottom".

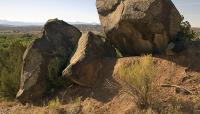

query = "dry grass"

[
  {"left": 48, "top": 97, "right": 61, "bottom": 109},
  {"left": 69, "top": 97, "right": 82, "bottom": 105},
  {"left": 119, "top": 55, "right": 156, "bottom": 109}
]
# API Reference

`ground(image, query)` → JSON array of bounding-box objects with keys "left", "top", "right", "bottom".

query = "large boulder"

[
  {"left": 62, "top": 32, "right": 116, "bottom": 87},
  {"left": 16, "top": 19, "right": 81, "bottom": 102},
  {"left": 96, "top": 0, "right": 181, "bottom": 55}
]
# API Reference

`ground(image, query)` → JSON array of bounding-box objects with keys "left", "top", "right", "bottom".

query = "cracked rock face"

[
  {"left": 96, "top": 0, "right": 181, "bottom": 56},
  {"left": 62, "top": 32, "right": 116, "bottom": 87},
  {"left": 16, "top": 19, "right": 81, "bottom": 102}
]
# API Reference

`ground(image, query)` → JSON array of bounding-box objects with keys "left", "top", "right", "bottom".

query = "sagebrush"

[{"left": 119, "top": 55, "right": 155, "bottom": 109}]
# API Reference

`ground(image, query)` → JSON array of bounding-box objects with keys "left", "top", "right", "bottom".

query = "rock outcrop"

[
  {"left": 16, "top": 19, "right": 81, "bottom": 102},
  {"left": 96, "top": 0, "right": 181, "bottom": 55},
  {"left": 62, "top": 32, "right": 116, "bottom": 87}
]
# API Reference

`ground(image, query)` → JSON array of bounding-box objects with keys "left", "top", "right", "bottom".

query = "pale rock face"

[{"left": 96, "top": 0, "right": 181, "bottom": 55}]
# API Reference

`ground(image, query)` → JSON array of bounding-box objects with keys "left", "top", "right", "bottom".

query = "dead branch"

[{"left": 161, "top": 84, "right": 193, "bottom": 95}]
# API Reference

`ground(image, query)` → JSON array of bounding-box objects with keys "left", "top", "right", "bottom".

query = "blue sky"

[{"left": 0, "top": 0, "right": 199, "bottom": 27}]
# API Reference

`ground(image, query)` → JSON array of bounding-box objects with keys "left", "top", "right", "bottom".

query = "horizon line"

[
  {"left": 0, "top": 19, "right": 200, "bottom": 28},
  {"left": 0, "top": 19, "right": 100, "bottom": 24}
]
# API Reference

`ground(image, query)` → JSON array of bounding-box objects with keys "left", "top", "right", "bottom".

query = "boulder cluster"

[{"left": 17, "top": 0, "right": 181, "bottom": 102}]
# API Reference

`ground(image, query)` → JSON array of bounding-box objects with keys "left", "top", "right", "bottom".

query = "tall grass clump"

[
  {"left": 119, "top": 55, "right": 155, "bottom": 109},
  {"left": 48, "top": 97, "right": 61, "bottom": 109}
]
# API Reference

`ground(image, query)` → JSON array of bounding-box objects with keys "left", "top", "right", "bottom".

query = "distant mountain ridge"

[
  {"left": 0, "top": 20, "right": 99, "bottom": 26},
  {"left": 0, "top": 20, "right": 43, "bottom": 26}
]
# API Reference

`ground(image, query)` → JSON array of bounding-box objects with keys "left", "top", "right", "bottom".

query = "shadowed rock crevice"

[{"left": 158, "top": 41, "right": 200, "bottom": 72}]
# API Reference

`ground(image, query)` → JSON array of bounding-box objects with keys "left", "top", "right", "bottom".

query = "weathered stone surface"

[
  {"left": 96, "top": 0, "right": 181, "bottom": 55},
  {"left": 62, "top": 32, "right": 116, "bottom": 87},
  {"left": 16, "top": 19, "right": 81, "bottom": 101}
]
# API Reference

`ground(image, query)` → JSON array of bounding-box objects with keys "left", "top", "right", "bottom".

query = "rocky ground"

[{"left": 0, "top": 41, "right": 199, "bottom": 114}]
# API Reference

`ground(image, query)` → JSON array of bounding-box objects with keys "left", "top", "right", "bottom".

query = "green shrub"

[
  {"left": 47, "top": 57, "right": 70, "bottom": 88},
  {"left": 0, "top": 42, "right": 26, "bottom": 99},
  {"left": 119, "top": 55, "right": 155, "bottom": 109},
  {"left": 195, "top": 32, "right": 200, "bottom": 41},
  {"left": 0, "top": 34, "right": 34, "bottom": 99},
  {"left": 176, "top": 15, "right": 196, "bottom": 41}
]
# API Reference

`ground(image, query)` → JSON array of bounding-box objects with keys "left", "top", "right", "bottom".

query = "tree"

[{"left": 177, "top": 15, "right": 196, "bottom": 41}]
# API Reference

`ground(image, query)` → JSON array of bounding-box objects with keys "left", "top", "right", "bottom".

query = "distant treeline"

[
  {"left": 192, "top": 27, "right": 200, "bottom": 33},
  {"left": 0, "top": 25, "right": 42, "bottom": 33}
]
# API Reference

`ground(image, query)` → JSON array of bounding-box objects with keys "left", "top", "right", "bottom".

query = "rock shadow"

[
  {"left": 60, "top": 58, "right": 119, "bottom": 104},
  {"left": 155, "top": 41, "right": 200, "bottom": 72}
]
